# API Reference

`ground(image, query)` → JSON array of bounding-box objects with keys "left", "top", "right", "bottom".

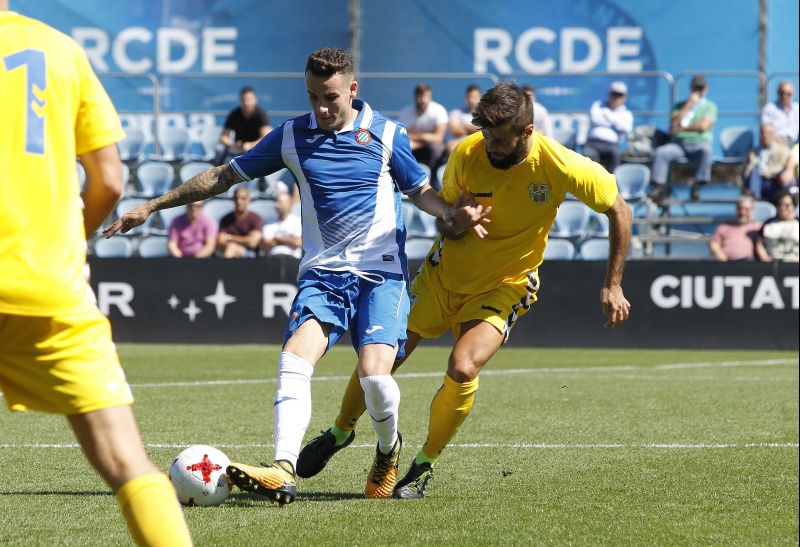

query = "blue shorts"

[{"left": 284, "top": 268, "right": 409, "bottom": 357}]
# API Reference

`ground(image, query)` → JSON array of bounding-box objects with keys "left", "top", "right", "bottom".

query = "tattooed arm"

[{"left": 103, "top": 164, "right": 244, "bottom": 237}]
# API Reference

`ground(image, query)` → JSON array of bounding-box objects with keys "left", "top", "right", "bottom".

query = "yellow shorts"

[
  {"left": 408, "top": 261, "right": 540, "bottom": 341},
  {"left": 0, "top": 308, "right": 133, "bottom": 414}
]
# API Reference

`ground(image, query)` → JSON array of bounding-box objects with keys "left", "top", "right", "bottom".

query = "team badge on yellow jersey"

[{"left": 528, "top": 183, "right": 550, "bottom": 204}]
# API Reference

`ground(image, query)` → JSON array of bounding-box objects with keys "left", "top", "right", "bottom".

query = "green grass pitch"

[{"left": 1, "top": 344, "right": 797, "bottom": 546}]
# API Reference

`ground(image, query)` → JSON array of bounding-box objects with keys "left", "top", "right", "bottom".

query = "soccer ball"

[{"left": 168, "top": 445, "right": 232, "bottom": 507}]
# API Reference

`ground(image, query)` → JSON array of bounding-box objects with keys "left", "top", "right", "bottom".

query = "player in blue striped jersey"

[{"left": 105, "top": 47, "right": 489, "bottom": 503}]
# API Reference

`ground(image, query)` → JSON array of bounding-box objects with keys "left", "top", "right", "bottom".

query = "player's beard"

[{"left": 487, "top": 138, "right": 528, "bottom": 170}]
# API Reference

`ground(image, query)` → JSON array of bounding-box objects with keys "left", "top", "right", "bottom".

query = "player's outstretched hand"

[
  {"left": 445, "top": 190, "right": 492, "bottom": 238},
  {"left": 102, "top": 203, "right": 154, "bottom": 238},
  {"left": 600, "top": 285, "right": 630, "bottom": 328}
]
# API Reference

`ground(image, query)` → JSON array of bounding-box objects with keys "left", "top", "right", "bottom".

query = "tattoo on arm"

[{"left": 150, "top": 164, "right": 244, "bottom": 211}]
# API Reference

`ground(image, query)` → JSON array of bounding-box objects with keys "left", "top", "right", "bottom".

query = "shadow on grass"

[
  {"left": 226, "top": 490, "right": 364, "bottom": 505},
  {"left": 0, "top": 490, "right": 113, "bottom": 496}
]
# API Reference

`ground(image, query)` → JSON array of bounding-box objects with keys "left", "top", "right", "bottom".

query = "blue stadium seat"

[
  {"left": 117, "top": 128, "right": 145, "bottom": 162},
  {"left": 614, "top": 163, "right": 650, "bottom": 202},
  {"left": 137, "top": 235, "right": 170, "bottom": 258},
  {"left": 149, "top": 127, "right": 191, "bottom": 162},
  {"left": 93, "top": 236, "right": 134, "bottom": 258},
  {"left": 578, "top": 238, "right": 609, "bottom": 260},
  {"left": 543, "top": 238, "right": 575, "bottom": 260},
  {"left": 752, "top": 200, "right": 776, "bottom": 222},
  {"left": 713, "top": 126, "right": 754, "bottom": 165},
  {"left": 587, "top": 210, "right": 610, "bottom": 238},
  {"left": 179, "top": 161, "right": 213, "bottom": 183},
  {"left": 551, "top": 201, "right": 591, "bottom": 239},
  {"left": 133, "top": 161, "right": 175, "bottom": 198}
]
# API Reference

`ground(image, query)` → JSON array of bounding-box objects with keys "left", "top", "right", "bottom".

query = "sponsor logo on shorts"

[
  {"left": 481, "top": 304, "right": 502, "bottom": 314},
  {"left": 471, "top": 191, "right": 493, "bottom": 197},
  {"left": 528, "top": 183, "right": 550, "bottom": 204},
  {"left": 382, "top": 254, "right": 395, "bottom": 262},
  {"left": 365, "top": 325, "right": 384, "bottom": 334}
]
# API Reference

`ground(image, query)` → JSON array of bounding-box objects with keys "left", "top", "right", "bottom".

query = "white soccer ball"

[{"left": 168, "top": 445, "right": 232, "bottom": 507}]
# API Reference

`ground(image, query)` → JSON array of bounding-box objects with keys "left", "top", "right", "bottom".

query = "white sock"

[
  {"left": 360, "top": 375, "right": 400, "bottom": 454},
  {"left": 273, "top": 352, "right": 314, "bottom": 468}
]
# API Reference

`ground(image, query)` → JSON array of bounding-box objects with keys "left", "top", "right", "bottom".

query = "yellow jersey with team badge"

[
  {"left": 0, "top": 11, "right": 125, "bottom": 315},
  {"left": 437, "top": 131, "right": 618, "bottom": 294}
]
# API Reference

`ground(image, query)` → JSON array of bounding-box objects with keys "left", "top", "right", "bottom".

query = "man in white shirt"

[
  {"left": 261, "top": 191, "right": 302, "bottom": 258},
  {"left": 522, "top": 84, "right": 553, "bottom": 137},
  {"left": 447, "top": 84, "right": 482, "bottom": 154},
  {"left": 581, "top": 81, "right": 635, "bottom": 173},
  {"left": 761, "top": 81, "right": 799, "bottom": 145},
  {"left": 398, "top": 83, "right": 449, "bottom": 173}
]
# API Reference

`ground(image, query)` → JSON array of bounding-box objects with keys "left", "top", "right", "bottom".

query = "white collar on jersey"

[{"left": 309, "top": 99, "right": 374, "bottom": 132}]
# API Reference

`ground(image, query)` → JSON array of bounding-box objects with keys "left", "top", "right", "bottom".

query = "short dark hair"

[
  {"left": 466, "top": 83, "right": 481, "bottom": 94},
  {"left": 305, "top": 47, "right": 354, "bottom": 79},
  {"left": 240, "top": 86, "right": 255, "bottom": 97},
  {"left": 472, "top": 81, "right": 533, "bottom": 133},
  {"left": 773, "top": 188, "right": 798, "bottom": 207},
  {"left": 414, "top": 82, "right": 432, "bottom": 96}
]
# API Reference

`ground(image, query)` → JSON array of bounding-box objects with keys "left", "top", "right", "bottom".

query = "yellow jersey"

[
  {"left": 0, "top": 11, "right": 125, "bottom": 315},
  {"left": 437, "top": 131, "right": 618, "bottom": 294}
]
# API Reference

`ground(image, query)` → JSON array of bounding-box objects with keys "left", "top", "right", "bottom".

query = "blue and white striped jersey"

[{"left": 230, "top": 99, "right": 429, "bottom": 279}]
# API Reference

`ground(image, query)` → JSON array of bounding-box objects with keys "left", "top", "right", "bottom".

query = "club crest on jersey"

[
  {"left": 355, "top": 129, "right": 372, "bottom": 145},
  {"left": 528, "top": 183, "right": 551, "bottom": 204}
]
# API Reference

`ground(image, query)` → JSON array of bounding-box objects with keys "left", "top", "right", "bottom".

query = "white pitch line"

[
  {"left": 1, "top": 442, "right": 797, "bottom": 450},
  {"left": 127, "top": 358, "right": 798, "bottom": 389}
]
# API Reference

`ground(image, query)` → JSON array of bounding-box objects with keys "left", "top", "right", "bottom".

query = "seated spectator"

[
  {"left": 761, "top": 81, "right": 799, "bottom": 145},
  {"left": 649, "top": 75, "right": 718, "bottom": 203},
  {"left": 217, "top": 187, "right": 263, "bottom": 258},
  {"left": 447, "top": 84, "right": 481, "bottom": 154},
  {"left": 261, "top": 192, "right": 302, "bottom": 258},
  {"left": 216, "top": 86, "right": 272, "bottom": 164},
  {"left": 167, "top": 201, "right": 217, "bottom": 258},
  {"left": 708, "top": 195, "right": 762, "bottom": 261},
  {"left": 755, "top": 190, "right": 799, "bottom": 262},
  {"left": 743, "top": 123, "right": 797, "bottom": 202},
  {"left": 522, "top": 84, "right": 552, "bottom": 137},
  {"left": 398, "top": 83, "right": 449, "bottom": 174},
  {"left": 581, "top": 81, "right": 634, "bottom": 173}
]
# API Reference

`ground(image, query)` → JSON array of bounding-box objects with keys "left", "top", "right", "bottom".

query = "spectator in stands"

[
  {"left": 216, "top": 86, "right": 272, "bottom": 164},
  {"left": 648, "top": 75, "right": 718, "bottom": 203},
  {"left": 398, "top": 83, "right": 449, "bottom": 173},
  {"left": 447, "top": 84, "right": 481, "bottom": 154},
  {"left": 743, "top": 122, "right": 797, "bottom": 202},
  {"left": 761, "top": 81, "right": 798, "bottom": 145},
  {"left": 756, "top": 189, "right": 799, "bottom": 262},
  {"left": 522, "top": 84, "right": 552, "bottom": 137},
  {"left": 261, "top": 192, "right": 302, "bottom": 258},
  {"left": 217, "top": 187, "right": 263, "bottom": 258},
  {"left": 0, "top": 4, "right": 192, "bottom": 545},
  {"left": 581, "top": 81, "right": 634, "bottom": 173},
  {"left": 708, "top": 195, "right": 762, "bottom": 261},
  {"left": 167, "top": 201, "right": 217, "bottom": 258}
]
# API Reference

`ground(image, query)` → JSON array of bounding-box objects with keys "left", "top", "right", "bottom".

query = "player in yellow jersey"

[
  {"left": 297, "top": 81, "right": 632, "bottom": 498},
  {"left": 0, "top": 5, "right": 192, "bottom": 545}
]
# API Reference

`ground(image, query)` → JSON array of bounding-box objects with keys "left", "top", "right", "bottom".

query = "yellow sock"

[
  {"left": 334, "top": 368, "right": 368, "bottom": 432},
  {"left": 421, "top": 374, "right": 479, "bottom": 460},
  {"left": 116, "top": 473, "right": 193, "bottom": 547}
]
